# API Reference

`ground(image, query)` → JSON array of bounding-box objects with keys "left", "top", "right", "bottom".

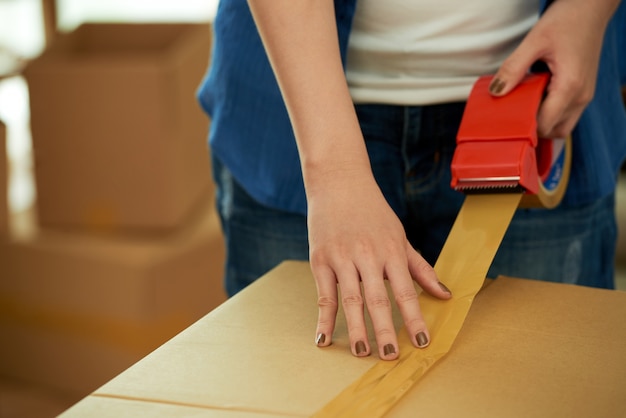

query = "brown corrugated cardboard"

[
  {"left": 60, "top": 261, "right": 626, "bottom": 417},
  {"left": 0, "top": 197, "right": 227, "bottom": 397},
  {"left": 24, "top": 23, "right": 213, "bottom": 232},
  {"left": 0, "top": 120, "right": 7, "bottom": 234}
]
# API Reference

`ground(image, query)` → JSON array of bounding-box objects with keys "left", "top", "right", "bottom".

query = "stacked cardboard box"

[
  {"left": 0, "top": 199, "right": 226, "bottom": 396},
  {"left": 24, "top": 23, "right": 213, "bottom": 233},
  {"left": 0, "top": 23, "right": 227, "bottom": 398},
  {"left": 0, "top": 120, "right": 6, "bottom": 234}
]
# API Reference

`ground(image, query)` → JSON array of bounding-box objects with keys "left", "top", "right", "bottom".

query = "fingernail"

[
  {"left": 383, "top": 344, "right": 396, "bottom": 356},
  {"left": 438, "top": 281, "right": 452, "bottom": 295},
  {"left": 489, "top": 77, "right": 505, "bottom": 95},
  {"left": 316, "top": 333, "right": 326, "bottom": 346},
  {"left": 416, "top": 332, "right": 429, "bottom": 348},
  {"left": 355, "top": 340, "right": 367, "bottom": 355}
]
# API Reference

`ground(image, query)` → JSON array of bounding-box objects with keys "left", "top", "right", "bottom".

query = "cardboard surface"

[
  {"left": 389, "top": 276, "right": 626, "bottom": 418},
  {"left": 61, "top": 261, "right": 626, "bottom": 417},
  {"left": 0, "top": 197, "right": 226, "bottom": 396},
  {"left": 24, "top": 23, "right": 213, "bottom": 232},
  {"left": 0, "top": 121, "right": 6, "bottom": 234},
  {"left": 62, "top": 397, "right": 279, "bottom": 418}
]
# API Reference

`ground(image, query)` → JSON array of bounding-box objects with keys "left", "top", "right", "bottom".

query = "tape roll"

[{"left": 519, "top": 135, "right": 571, "bottom": 209}]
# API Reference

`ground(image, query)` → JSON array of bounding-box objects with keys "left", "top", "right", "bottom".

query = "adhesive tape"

[{"left": 520, "top": 135, "right": 572, "bottom": 209}]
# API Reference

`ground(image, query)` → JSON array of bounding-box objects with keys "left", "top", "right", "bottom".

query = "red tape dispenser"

[{"left": 451, "top": 73, "right": 571, "bottom": 208}]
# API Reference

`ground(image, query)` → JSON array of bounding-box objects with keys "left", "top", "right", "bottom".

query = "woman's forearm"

[{"left": 247, "top": 0, "right": 371, "bottom": 196}]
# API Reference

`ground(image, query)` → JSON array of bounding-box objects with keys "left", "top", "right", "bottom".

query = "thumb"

[
  {"left": 405, "top": 244, "right": 452, "bottom": 300},
  {"left": 489, "top": 38, "right": 543, "bottom": 97}
]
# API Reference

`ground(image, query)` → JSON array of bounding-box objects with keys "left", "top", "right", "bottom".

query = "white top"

[{"left": 346, "top": 0, "right": 540, "bottom": 105}]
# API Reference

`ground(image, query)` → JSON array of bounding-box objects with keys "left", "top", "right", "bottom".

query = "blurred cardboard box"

[
  {"left": 23, "top": 23, "right": 213, "bottom": 232},
  {"left": 0, "top": 196, "right": 226, "bottom": 397},
  {"left": 0, "top": 120, "right": 6, "bottom": 234},
  {"left": 61, "top": 262, "right": 626, "bottom": 417}
]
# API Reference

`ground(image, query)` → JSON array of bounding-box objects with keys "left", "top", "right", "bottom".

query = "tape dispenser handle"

[{"left": 451, "top": 72, "right": 571, "bottom": 209}]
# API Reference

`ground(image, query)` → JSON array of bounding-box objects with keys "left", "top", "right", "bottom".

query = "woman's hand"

[
  {"left": 489, "top": 0, "right": 620, "bottom": 138},
  {"left": 307, "top": 167, "right": 452, "bottom": 360}
]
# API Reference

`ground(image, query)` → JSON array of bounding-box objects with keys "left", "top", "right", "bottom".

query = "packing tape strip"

[{"left": 313, "top": 193, "right": 522, "bottom": 417}]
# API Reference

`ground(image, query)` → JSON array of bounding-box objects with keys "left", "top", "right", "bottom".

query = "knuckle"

[
  {"left": 569, "top": 77, "right": 585, "bottom": 94},
  {"left": 347, "top": 324, "right": 364, "bottom": 335},
  {"left": 414, "top": 258, "right": 435, "bottom": 277},
  {"left": 405, "top": 317, "right": 427, "bottom": 331},
  {"left": 309, "top": 250, "right": 328, "bottom": 270},
  {"left": 577, "top": 88, "right": 594, "bottom": 106},
  {"left": 374, "top": 327, "right": 395, "bottom": 339},
  {"left": 562, "top": 76, "right": 592, "bottom": 106},
  {"left": 317, "top": 318, "right": 334, "bottom": 328},
  {"left": 342, "top": 294, "right": 364, "bottom": 307},
  {"left": 354, "top": 238, "right": 375, "bottom": 258},
  {"left": 395, "top": 288, "right": 418, "bottom": 304},
  {"left": 366, "top": 294, "right": 391, "bottom": 309},
  {"left": 497, "top": 60, "right": 516, "bottom": 77},
  {"left": 317, "top": 296, "right": 338, "bottom": 309}
]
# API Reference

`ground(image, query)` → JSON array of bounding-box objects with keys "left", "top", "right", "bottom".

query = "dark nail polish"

[
  {"left": 489, "top": 78, "right": 505, "bottom": 95},
  {"left": 416, "top": 332, "right": 429, "bottom": 348},
  {"left": 316, "top": 333, "right": 326, "bottom": 346},
  {"left": 383, "top": 344, "right": 396, "bottom": 356},
  {"left": 438, "top": 281, "right": 452, "bottom": 295},
  {"left": 355, "top": 340, "right": 367, "bottom": 355}
]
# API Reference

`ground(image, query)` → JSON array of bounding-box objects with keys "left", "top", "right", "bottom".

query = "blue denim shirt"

[{"left": 198, "top": 0, "right": 626, "bottom": 215}]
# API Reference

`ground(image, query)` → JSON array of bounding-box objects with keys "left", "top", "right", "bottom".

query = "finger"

[
  {"left": 537, "top": 78, "right": 586, "bottom": 138},
  {"left": 538, "top": 108, "right": 577, "bottom": 139},
  {"left": 312, "top": 264, "right": 338, "bottom": 348},
  {"left": 489, "top": 36, "right": 544, "bottom": 97},
  {"left": 541, "top": 110, "right": 581, "bottom": 140},
  {"left": 406, "top": 243, "right": 452, "bottom": 300},
  {"left": 360, "top": 265, "right": 399, "bottom": 360},
  {"left": 336, "top": 264, "right": 371, "bottom": 357},
  {"left": 536, "top": 84, "right": 570, "bottom": 138},
  {"left": 384, "top": 262, "right": 430, "bottom": 351}
]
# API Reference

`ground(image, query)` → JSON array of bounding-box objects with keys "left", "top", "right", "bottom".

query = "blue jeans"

[{"left": 213, "top": 103, "right": 617, "bottom": 296}]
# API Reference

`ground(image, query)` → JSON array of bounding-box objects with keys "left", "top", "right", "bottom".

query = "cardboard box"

[
  {"left": 0, "top": 197, "right": 227, "bottom": 397},
  {"left": 23, "top": 23, "right": 213, "bottom": 232},
  {"left": 0, "top": 120, "right": 7, "bottom": 234},
  {"left": 60, "top": 261, "right": 626, "bottom": 417},
  {"left": 41, "top": 0, "right": 58, "bottom": 46}
]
